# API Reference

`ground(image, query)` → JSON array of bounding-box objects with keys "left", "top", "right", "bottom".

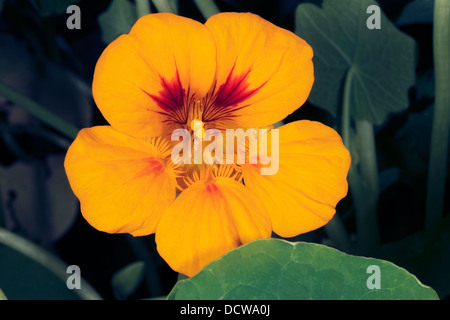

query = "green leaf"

[
  {"left": 295, "top": 0, "right": 417, "bottom": 124},
  {"left": 0, "top": 228, "right": 101, "bottom": 300},
  {"left": 99, "top": 0, "right": 137, "bottom": 44},
  {"left": 0, "top": 245, "right": 79, "bottom": 299},
  {"left": 168, "top": 239, "right": 438, "bottom": 300},
  {"left": 111, "top": 261, "right": 145, "bottom": 300},
  {"left": 0, "top": 155, "right": 79, "bottom": 245},
  {"left": 32, "top": 0, "right": 80, "bottom": 17}
]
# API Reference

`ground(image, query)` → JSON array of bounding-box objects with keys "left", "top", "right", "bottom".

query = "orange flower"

[{"left": 64, "top": 12, "right": 351, "bottom": 277}]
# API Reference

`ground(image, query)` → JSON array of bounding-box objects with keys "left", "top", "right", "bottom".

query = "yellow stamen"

[
  {"left": 188, "top": 99, "right": 206, "bottom": 137},
  {"left": 147, "top": 136, "right": 171, "bottom": 158}
]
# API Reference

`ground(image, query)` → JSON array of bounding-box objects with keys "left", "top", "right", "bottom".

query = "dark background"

[{"left": 0, "top": 0, "right": 446, "bottom": 300}]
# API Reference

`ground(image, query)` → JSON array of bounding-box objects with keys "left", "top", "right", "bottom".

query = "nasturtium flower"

[{"left": 64, "top": 12, "right": 351, "bottom": 277}]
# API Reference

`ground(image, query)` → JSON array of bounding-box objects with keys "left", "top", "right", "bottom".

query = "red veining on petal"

[
  {"left": 204, "top": 63, "right": 267, "bottom": 122},
  {"left": 144, "top": 69, "right": 185, "bottom": 113},
  {"left": 217, "top": 64, "right": 266, "bottom": 106},
  {"left": 205, "top": 182, "right": 220, "bottom": 195},
  {"left": 140, "top": 64, "right": 266, "bottom": 127},
  {"left": 146, "top": 158, "right": 164, "bottom": 175}
]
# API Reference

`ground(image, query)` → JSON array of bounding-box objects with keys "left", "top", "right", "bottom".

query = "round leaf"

[
  {"left": 0, "top": 155, "right": 79, "bottom": 245},
  {"left": 295, "top": 0, "right": 417, "bottom": 124},
  {"left": 168, "top": 239, "right": 438, "bottom": 300}
]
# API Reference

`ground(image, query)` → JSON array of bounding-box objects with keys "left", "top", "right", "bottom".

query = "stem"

[
  {"left": 193, "top": 0, "right": 220, "bottom": 20},
  {"left": 426, "top": 0, "right": 450, "bottom": 228},
  {"left": 152, "top": 0, "right": 176, "bottom": 13},
  {"left": 354, "top": 119, "right": 380, "bottom": 253},
  {"left": 341, "top": 67, "right": 380, "bottom": 254},
  {"left": 0, "top": 81, "right": 79, "bottom": 140},
  {"left": 356, "top": 120, "right": 379, "bottom": 196},
  {"left": 0, "top": 288, "right": 7, "bottom": 300},
  {"left": 136, "top": 0, "right": 151, "bottom": 17},
  {"left": 341, "top": 66, "right": 355, "bottom": 147}
]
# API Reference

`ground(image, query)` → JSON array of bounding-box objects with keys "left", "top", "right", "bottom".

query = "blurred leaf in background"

[
  {"left": 0, "top": 32, "right": 93, "bottom": 245},
  {"left": 99, "top": 0, "right": 137, "bottom": 44},
  {"left": 295, "top": 0, "right": 417, "bottom": 125},
  {"left": 0, "top": 155, "right": 78, "bottom": 245},
  {"left": 0, "top": 227, "right": 101, "bottom": 299},
  {"left": 111, "top": 261, "right": 145, "bottom": 300},
  {"left": 29, "top": 0, "right": 81, "bottom": 17}
]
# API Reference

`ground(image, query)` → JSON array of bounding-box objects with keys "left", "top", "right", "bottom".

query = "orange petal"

[
  {"left": 242, "top": 121, "right": 351, "bottom": 238},
  {"left": 93, "top": 13, "right": 217, "bottom": 138},
  {"left": 64, "top": 126, "right": 178, "bottom": 236},
  {"left": 156, "top": 176, "right": 271, "bottom": 277},
  {"left": 204, "top": 13, "right": 314, "bottom": 129}
]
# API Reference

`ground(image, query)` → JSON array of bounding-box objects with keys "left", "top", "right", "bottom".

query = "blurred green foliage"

[{"left": 0, "top": 0, "right": 447, "bottom": 300}]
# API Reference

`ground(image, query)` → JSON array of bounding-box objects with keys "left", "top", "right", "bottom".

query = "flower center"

[
  {"left": 188, "top": 99, "right": 206, "bottom": 154},
  {"left": 181, "top": 164, "right": 242, "bottom": 191},
  {"left": 190, "top": 120, "right": 205, "bottom": 140},
  {"left": 188, "top": 99, "right": 204, "bottom": 133}
]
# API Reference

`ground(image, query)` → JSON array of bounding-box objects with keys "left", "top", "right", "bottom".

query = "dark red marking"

[
  {"left": 212, "top": 63, "right": 266, "bottom": 109},
  {"left": 143, "top": 64, "right": 266, "bottom": 124},
  {"left": 205, "top": 182, "right": 220, "bottom": 195},
  {"left": 146, "top": 159, "right": 164, "bottom": 175},
  {"left": 144, "top": 70, "right": 185, "bottom": 113}
]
